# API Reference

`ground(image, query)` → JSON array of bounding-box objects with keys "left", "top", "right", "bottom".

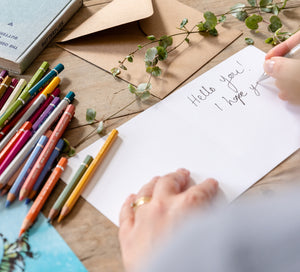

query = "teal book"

[
  {"left": 0, "top": 0, "right": 82, "bottom": 74},
  {"left": 0, "top": 197, "right": 88, "bottom": 271}
]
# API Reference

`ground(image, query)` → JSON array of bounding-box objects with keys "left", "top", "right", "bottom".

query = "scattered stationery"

[
  {"left": 58, "top": 129, "right": 118, "bottom": 222},
  {"left": 0, "top": 0, "right": 82, "bottom": 74},
  {"left": 48, "top": 155, "right": 93, "bottom": 221},
  {"left": 61, "top": 46, "right": 300, "bottom": 225}
]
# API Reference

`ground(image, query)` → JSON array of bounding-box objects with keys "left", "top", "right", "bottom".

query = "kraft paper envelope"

[{"left": 58, "top": 0, "right": 242, "bottom": 99}]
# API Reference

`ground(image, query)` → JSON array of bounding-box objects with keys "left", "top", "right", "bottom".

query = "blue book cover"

[
  {"left": 0, "top": 0, "right": 82, "bottom": 74},
  {"left": 0, "top": 197, "right": 87, "bottom": 272}
]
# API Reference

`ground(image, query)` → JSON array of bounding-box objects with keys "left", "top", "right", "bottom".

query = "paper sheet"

[{"left": 61, "top": 46, "right": 300, "bottom": 226}]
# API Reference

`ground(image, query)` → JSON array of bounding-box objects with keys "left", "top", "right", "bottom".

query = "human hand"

[
  {"left": 118, "top": 168, "right": 219, "bottom": 271},
  {"left": 263, "top": 31, "right": 300, "bottom": 102}
]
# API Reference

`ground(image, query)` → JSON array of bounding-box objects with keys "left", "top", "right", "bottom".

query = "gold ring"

[{"left": 131, "top": 196, "right": 152, "bottom": 211}]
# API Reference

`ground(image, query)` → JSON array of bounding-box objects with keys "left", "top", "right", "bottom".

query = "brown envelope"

[{"left": 58, "top": 0, "right": 242, "bottom": 99}]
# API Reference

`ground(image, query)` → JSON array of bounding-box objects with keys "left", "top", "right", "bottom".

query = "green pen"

[
  {"left": 0, "top": 62, "right": 64, "bottom": 129},
  {"left": 47, "top": 155, "right": 94, "bottom": 222}
]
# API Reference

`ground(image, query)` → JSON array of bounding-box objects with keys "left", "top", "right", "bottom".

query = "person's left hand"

[{"left": 118, "top": 168, "right": 219, "bottom": 271}]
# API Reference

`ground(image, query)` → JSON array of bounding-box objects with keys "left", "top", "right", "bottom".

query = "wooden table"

[{"left": 16, "top": 0, "right": 300, "bottom": 271}]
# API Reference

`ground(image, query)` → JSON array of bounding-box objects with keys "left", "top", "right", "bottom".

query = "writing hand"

[
  {"left": 263, "top": 31, "right": 300, "bottom": 102},
  {"left": 118, "top": 168, "right": 219, "bottom": 271}
]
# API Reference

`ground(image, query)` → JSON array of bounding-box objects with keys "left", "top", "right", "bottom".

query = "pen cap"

[
  {"left": 40, "top": 61, "right": 50, "bottom": 72},
  {"left": 51, "top": 88, "right": 61, "bottom": 97},
  {"left": 11, "top": 78, "right": 19, "bottom": 87},
  {"left": 65, "top": 91, "right": 75, "bottom": 103},
  {"left": 57, "top": 157, "right": 68, "bottom": 169},
  {"left": 41, "top": 77, "right": 60, "bottom": 96},
  {"left": 83, "top": 155, "right": 94, "bottom": 166},
  {"left": 20, "top": 121, "right": 32, "bottom": 131},
  {"left": 53, "top": 63, "right": 64, "bottom": 74}
]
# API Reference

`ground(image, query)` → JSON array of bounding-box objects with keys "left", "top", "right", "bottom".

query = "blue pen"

[
  {"left": 25, "top": 138, "right": 65, "bottom": 204},
  {"left": 5, "top": 134, "right": 50, "bottom": 207}
]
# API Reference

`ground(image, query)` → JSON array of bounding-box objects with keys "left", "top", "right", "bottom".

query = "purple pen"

[
  {"left": 0, "top": 70, "right": 8, "bottom": 83},
  {"left": 32, "top": 96, "right": 61, "bottom": 132},
  {"left": 0, "top": 78, "right": 19, "bottom": 110}
]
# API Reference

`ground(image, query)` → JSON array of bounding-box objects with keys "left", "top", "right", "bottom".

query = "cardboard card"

[{"left": 58, "top": 0, "right": 241, "bottom": 98}]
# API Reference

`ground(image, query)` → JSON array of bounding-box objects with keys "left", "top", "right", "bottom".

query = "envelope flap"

[{"left": 61, "top": 0, "right": 154, "bottom": 42}]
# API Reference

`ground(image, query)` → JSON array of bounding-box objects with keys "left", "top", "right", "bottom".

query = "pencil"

[
  {"left": 58, "top": 129, "right": 118, "bottom": 222},
  {"left": 48, "top": 155, "right": 93, "bottom": 221},
  {"left": 19, "top": 104, "right": 75, "bottom": 200},
  {"left": 19, "top": 157, "right": 68, "bottom": 237}
]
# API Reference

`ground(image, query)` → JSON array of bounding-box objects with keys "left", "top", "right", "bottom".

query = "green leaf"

[
  {"left": 259, "top": 0, "right": 272, "bottom": 7},
  {"left": 156, "top": 46, "right": 168, "bottom": 60},
  {"left": 236, "top": 10, "right": 248, "bottom": 21},
  {"left": 62, "top": 138, "right": 76, "bottom": 157},
  {"left": 145, "top": 47, "right": 158, "bottom": 62},
  {"left": 68, "top": 146, "right": 76, "bottom": 157},
  {"left": 230, "top": 3, "right": 246, "bottom": 17},
  {"left": 136, "top": 83, "right": 151, "bottom": 93},
  {"left": 128, "top": 84, "right": 137, "bottom": 94},
  {"left": 218, "top": 15, "right": 226, "bottom": 23},
  {"left": 203, "top": 11, "right": 218, "bottom": 30},
  {"left": 137, "top": 44, "right": 143, "bottom": 49},
  {"left": 97, "top": 121, "right": 104, "bottom": 134},
  {"left": 159, "top": 35, "right": 173, "bottom": 49},
  {"left": 261, "top": 7, "right": 272, "bottom": 12},
  {"left": 86, "top": 108, "right": 96, "bottom": 123},
  {"left": 247, "top": 0, "right": 256, "bottom": 7},
  {"left": 272, "top": 5, "right": 279, "bottom": 15},
  {"left": 209, "top": 28, "right": 218, "bottom": 36},
  {"left": 151, "top": 66, "right": 162, "bottom": 77},
  {"left": 139, "top": 90, "right": 151, "bottom": 101},
  {"left": 126, "top": 55, "right": 133, "bottom": 62},
  {"left": 245, "top": 14, "right": 263, "bottom": 30},
  {"left": 197, "top": 22, "right": 206, "bottom": 32},
  {"left": 185, "top": 38, "right": 190, "bottom": 43},
  {"left": 147, "top": 35, "right": 156, "bottom": 41},
  {"left": 268, "top": 15, "right": 282, "bottom": 32},
  {"left": 265, "top": 37, "right": 274, "bottom": 44},
  {"left": 180, "top": 18, "right": 188, "bottom": 28},
  {"left": 120, "top": 64, "right": 127, "bottom": 70},
  {"left": 111, "top": 67, "right": 121, "bottom": 77},
  {"left": 245, "top": 37, "right": 254, "bottom": 45}
]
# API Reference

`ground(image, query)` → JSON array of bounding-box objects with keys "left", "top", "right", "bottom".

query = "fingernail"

[
  {"left": 177, "top": 168, "right": 190, "bottom": 176},
  {"left": 264, "top": 59, "right": 275, "bottom": 75}
]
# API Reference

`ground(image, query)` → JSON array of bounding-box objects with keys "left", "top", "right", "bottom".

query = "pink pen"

[{"left": 0, "top": 129, "right": 32, "bottom": 175}]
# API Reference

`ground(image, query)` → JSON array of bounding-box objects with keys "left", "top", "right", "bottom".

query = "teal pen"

[
  {"left": 5, "top": 134, "right": 50, "bottom": 207},
  {"left": 0, "top": 91, "right": 75, "bottom": 189},
  {"left": 0, "top": 63, "right": 64, "bottom": 129},
  {"left": 258, "top": 43, "right": 300, "bottom": 82}
]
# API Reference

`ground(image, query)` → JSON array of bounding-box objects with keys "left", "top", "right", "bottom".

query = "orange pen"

[
  {"left": 19, "top": 157, "right": 68, "bottom": 237},
  {"left": 0, "top": 121, "right": 32, "bottom": 165}
]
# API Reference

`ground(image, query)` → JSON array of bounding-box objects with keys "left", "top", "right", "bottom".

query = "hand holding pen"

[{"left": 259, "top": 31, "right": 300, "bottom": 103}]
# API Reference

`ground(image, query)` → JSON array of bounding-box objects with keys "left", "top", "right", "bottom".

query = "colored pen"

[
  {"left": 0, "top": 77, "right": 60, "bottom": 151},
  {"left": 5, "top": 133, "right": 51, "bottom": 207},
  {"left": 0, "top": 79, "right": 26, "bottom": 117},
  {"left": 29, "top": 88, "right": 60, "bottom": 125},
  {"left": 58, "top": 129, "right": 118, "bottom": 222},
  {"left": 0, "top": 121, "right": 32, "bottom": 166},
  {"left": 48, "top": 155, "right": 93, "bottom": 221},
  {"left": 0, "top": 90, "right": 42, "bottom": 142},
  {"left": 0, "top": 63, "right": 63, "bottom": 129},
  {"left": 0, "top": 76, "right": 12, "bottom": 99},
  {"left": 0, "top": 78, "right": 19, "bottom": 110},
  {"left": 0, "top": 91, "right": 75, "bottom": 190},
  {"left": 19, "top": 157, "right": 68, "bottom": 237},
  {"left": 32, "top": 96, "right": 61, "bottom": 132},
  {"left": 258, "top": 43, "right": 300, "bottom": 82},
  {"left": 0, "top": 129, "right": 32, "bottom": 176},
  {"left": 20, "top": 104, "right": 75, "bottom": 200},
  {"left": 0, "top": 70, "right": 8, "bottom": 83},
  {"left": 26, "top": 138, "right": 65, "bottom": 203}
]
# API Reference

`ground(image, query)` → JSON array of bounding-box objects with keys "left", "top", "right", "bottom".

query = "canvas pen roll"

[
  {"left": 19, "top": 157, "right": 68, "bottom": 237},
  {"left": 0, "top": 91, "right": 75, "bottom": 190},
  {"left": 0, "top": 121, "right": 32, "bottom": 165},
  {"left": 32, "top": 96, "right": 61, "bottom": 132},
  {"left": 20, "top": 104, "right": 75, "bottom": 201},
  {"left": 0, "top": 77, "right": 60, "bottom": 151},
  {"left": 26, "top": 138, "right": 65, "bottom": 203},
  {"left": 5, "top": 133, "right": 51, "bottom": 207},
  {"left": 0, "top": 63, "right": 63, "bottom": 129},
  {"left": 0, "top": 78, "right": 19, "bottom": 110},
  {"left": 0, "top": 129, "right": 32, "bottom": 176},
  {"left": 48, "top": 155, "right": 93, "bottom": 221}
]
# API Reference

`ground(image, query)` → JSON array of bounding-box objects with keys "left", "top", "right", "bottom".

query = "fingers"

[
  {"left": 181, "top": 178, "right": 219, "bottom": 208},
  {"left": 265, "top": 30, "right": 300, "bottom": 59},
  {"left": 119, "top": 194, "right": 136, "bottom": 229},
  {"left": 135, "top": 176, "right": 159, "bottom": 199},
  {"left": 263, "top": 57, "right": 300, "bottom": 82},
  {"left": 153, "top": 168, "right": 190, "bottom": 198}
]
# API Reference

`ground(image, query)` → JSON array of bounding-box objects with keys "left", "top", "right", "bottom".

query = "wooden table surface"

[{"left": 15, "top": 0, "right": 300, "bottom": 271}]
